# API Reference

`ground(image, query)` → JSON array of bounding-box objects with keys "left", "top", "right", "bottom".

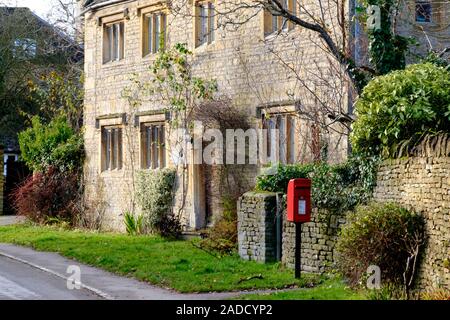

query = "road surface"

[{"left": 0, "top": 255, "right": 101, "bottom": 300}]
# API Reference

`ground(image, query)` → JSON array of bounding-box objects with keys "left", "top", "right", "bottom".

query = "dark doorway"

[{"left": 4, "top": 158, "right": 30, "bottom": 215}]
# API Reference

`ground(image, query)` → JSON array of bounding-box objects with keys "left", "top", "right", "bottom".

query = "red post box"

[{"left": 287, "top": 178, "right": 312, "bottom": 223}]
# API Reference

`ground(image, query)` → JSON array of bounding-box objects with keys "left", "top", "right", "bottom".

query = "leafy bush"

[
  {"left": 255, "top": 156, "right": 379, "bottom": 213},
  {"left": 351, "top": 63, "right": 450, "bottom": 156},
  {"left": 18, "top": 116, "right": 84, "bottom": 172},
  {"left": 12, "top": 167, "right": 82, "bottom": 225},
  {"left": 135, "top": 168, "right": 180, "bottom": 237},
  {"left": 336, "top": 202, "right": 425, "bottom": 288}
]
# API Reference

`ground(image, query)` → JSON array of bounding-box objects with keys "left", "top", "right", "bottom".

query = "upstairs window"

[
  {"left": 101, "top": 126, "right": 123, "bottom": 171},
  {"left": 103, "top": 21, "right": 124, "bottom": 63},
  {"left": 264, "top": 0, "right": 296, "bottom": 36},
  {"left": 141, "top": 123, "right": 166, "bottom": 169},
  {"left": 416, "top": 1, "right": 432, "bottom": 23},
  {"left": 195, "top": 1, "right": 215, "bottom": 47},
  {"left": 143, "top": 12, "right": 167, "bottom": 56}
]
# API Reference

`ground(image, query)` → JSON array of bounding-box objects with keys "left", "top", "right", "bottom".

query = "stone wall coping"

[{"left": 242, "top": 191, "right": 281, "bottom": 198}]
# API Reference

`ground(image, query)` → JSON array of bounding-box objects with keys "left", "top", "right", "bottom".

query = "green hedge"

[
  {"left": 351, "top": 63, "right": 450, "bottom": 156},
  {"left": 255, "top": 156, "right": 379, "bottom": 213},
  {"left": 18, "top": 116, "right": 84, "bottom": 172}
]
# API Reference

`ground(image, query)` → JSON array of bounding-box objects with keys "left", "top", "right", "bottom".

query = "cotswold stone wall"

[
  {"left": 237, "top": 192, "right": 278, "bottom": 263},
  {"left": 237, "top": 192, "right": 345, "bottom": 271},
  {"left": 282, "top": 209, "right": 346, "bottom": 272},
  {"left": 374, "top": 156, "right": 450, "bottom": 290}
]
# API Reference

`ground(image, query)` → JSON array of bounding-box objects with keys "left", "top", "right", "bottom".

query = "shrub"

[
  {"left": 255, "top": 156, "right": 379, "bottom": 213},
  {"left": 18, "top": 116, "right": 84, "bottom": 172},
  {"left": 135, "top": 168, "right": 180, "bottom": 237},
  {"left": 336, "top": 202, "right": 425, "bottom": 288},
  {"left": 198, "top": 196, "right": 238, "bottom": 255},
  {"left": 12, "top": 167, "right": 82, "bottom": 225},
  {"left": 351, "top": 63, "right": 450, "bottom": 156}
]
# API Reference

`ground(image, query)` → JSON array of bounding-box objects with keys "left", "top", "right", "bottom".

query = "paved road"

[
  {"left": 0, "top": 255, "right": 100, "bottom": 300},
  {"left": 0, "top": 215, "right": 25, "bottom": 226},
  {"left": 0, "top": 244, "right": 247, "bottom": 300}
]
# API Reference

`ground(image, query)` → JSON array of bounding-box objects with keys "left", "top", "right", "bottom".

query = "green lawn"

[
  {"left": 236, "top": 277, "right": 366, "bottom": 300},
  {"left": 0, "top": 224, "right": 365, "bottom": 299},
  {"left": 0, "top": 224, "right": 321, "bottom": 293}
]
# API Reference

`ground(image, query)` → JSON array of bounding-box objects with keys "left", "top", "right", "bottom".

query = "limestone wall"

[
  {"left": 237, "top": 192, "right": 346, "bottom": 271},
  {"left": 82, "top": 0, "right": 349, "bottom": 231},
  {"left": 282, "top": 209, "right": 346, "bottom": 272},
  {"left": 237, "top": 192, "right": 278, "bottom": 263},
  {"left": 374, "top": 156, "right": 450, "bottom": 290}
]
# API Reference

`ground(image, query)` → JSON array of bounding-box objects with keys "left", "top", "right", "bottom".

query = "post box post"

[
  {"left": 287, "top": 178, "right": 312, "bottom": 279},
  {"left": 295, "top": 222, "right": 301, "bottom": 278}
]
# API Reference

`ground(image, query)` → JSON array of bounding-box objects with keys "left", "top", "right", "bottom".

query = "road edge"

[{"left": 0, "top": 250, "right": 115, "bottom": 300}]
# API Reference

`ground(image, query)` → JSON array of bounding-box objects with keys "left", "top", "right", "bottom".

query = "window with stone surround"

[
  {"left": 143, "top": 11, "right": 167, "bottom": 56},
  {"left": 415, "top": 1, "right": 432, "bottom": 23},
  {"left": 263, "top": 0, "right": 296, "bottom": 37},
  {"left": 141, "top": 123, "right": 166, "bottom": 169},
  {"left": 103, "top": 21, "right": 124, "bottom": 63},
  {"left": 262, "top": 112, "right": 297, "bottom": 164},
  {"left": 101, "top": 126, "right": 123, "bottom": 171},
  {"left": 194, "top": 1, "right": 215, "bottom": 47}
]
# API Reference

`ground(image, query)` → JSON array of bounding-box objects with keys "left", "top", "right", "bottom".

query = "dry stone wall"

[
  {"left": 238, "top": 192, "right": 346, "bottom": 271},
  {"left": 282, "top": 209, "right": 346, "bottom": 272},
  {"left": 237, "top": 192, "right": 278, "bottom": 263},
  {"left": 374, "top": 156, "right": 450, "bottom": 290}
]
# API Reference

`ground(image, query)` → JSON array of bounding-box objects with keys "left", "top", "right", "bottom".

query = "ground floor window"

[
  {"left": 141, "top": 123, "right": 166, "bottom": 169},
  {"left": 101, "top": 126, "right": 123, "bottom": 171},
  {"left": 263, "top": 113, "right": 297, "bottom": 164}
]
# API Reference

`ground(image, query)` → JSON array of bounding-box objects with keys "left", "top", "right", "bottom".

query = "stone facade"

[
  {"left": 81, "top": 0, "right": 349, "bottom": 231},
  {"left": 374, "top": 156, "right": 450, "bottom": 290},
  {"left": 237, "top": 192, "right": 279, "bottom": 262},
  {"left": 81, "top": 0, "right": 448, "bottom": 232},
  {"left": 237, "top": 192, "right": 346, "bottom": 272}
]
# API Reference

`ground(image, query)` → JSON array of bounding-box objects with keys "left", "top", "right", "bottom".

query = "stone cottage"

[{"left": 79, "top": 0, "right": 449, "bottom": 231}]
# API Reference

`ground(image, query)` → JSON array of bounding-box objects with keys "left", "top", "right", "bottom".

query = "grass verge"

[
  {"left": 235, "top": 276, "right": 366, "bottom": 300},
  {"left": 0, "top": 224, "right": 324, "bottom": 294}
]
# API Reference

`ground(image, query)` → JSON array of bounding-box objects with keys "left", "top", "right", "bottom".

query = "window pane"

[
  {"left": 160, "top": 125, "right": 166, "bottom": 167},
  {"left": 272, "top": 15, "right": 278, "bottom": 33},
  {"left": 155, "top": 14, "right": 160, "bottom": 52},
  {"left": 111, "top": 128, "right": 116, "bottom": 169},
  {"left": 153, "top": 126, "right": 159, "bottom": 168},
  {"left": 146, "top": 127, "right": 152, "bottom": 169},
  {"left": 119, "top": 22, "right": 124, "bottom": 59},
  {"left": 146, "top": 16, "right": 152, "bottom": 54},
  {"left": 107, "top": 25, "right": 113, "bottom": 62},
  {"left": 416, "top": 2, "right": 432, "bottom": 22},
  {"left": 105, "top": 129, "right": 111, "bottom": 170},
  {"left": 161, "top": 14, "right": 167, "bottom": 50},
  {"left": 208, "top": 3, "right": 215, "bottom": 43},
  {"left": 200, "top": 5, "right": 207, "bottom": 45}
]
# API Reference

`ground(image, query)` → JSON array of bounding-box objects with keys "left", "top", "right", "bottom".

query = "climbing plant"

[{"left": 360, "top": 0, "right": 411, "bottom": 75}]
